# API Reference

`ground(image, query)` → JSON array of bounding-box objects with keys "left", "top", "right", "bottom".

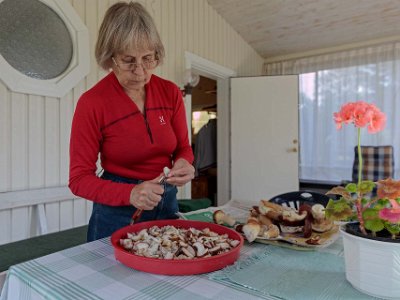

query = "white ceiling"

[{"left": 207, "top": 0, "right": 400, "bottom": 59}]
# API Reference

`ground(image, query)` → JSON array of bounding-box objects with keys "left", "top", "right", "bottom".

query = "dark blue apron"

[{"left": 87, "top": 171, "right": 178, "bottom": 241}]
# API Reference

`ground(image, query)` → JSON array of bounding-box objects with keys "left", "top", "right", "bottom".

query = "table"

[{"left": 0, "top": 237, "right": 272, "bottom": 300}]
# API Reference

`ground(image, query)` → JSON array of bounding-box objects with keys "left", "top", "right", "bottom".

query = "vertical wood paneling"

[
  {"left": 97, "top": 1, "right": 108, "bottom": 82},
  {"left": 60, "top": 200, "right": 73, "bottom": 230},
  {"left": 46, "top": 202, "right": 60, "bottom": 233},
  {"left": 59, "top": 92, "right": 74, "bottom": 184},
  {"left": 149, "top": 0, "right": 162, "bottom": 78},
  {"left": 44, "top": 98, "right": 60, "bottom": 186},
  {"left": 168, "top": 0, "right": 176, "bottom": 82},
  {"left": 161, "top": 0, "right": 169, "bottom": 79},
  {"left": 203, "top": 1, "right": 209, "bottom": 59},
  {"left": 85, "top": 1, "right": 98, "bottom": 90},
  {"left": 0, "top": 0, "right": 264, "bottom": 244},
  {"left": 193, "top": 0, "right": 199, "bottom": 54},
  {"left": 0, "top": 211, "right": 11, "bottom": 244},
  {"left": 73, "top": 198, "right": 87, "bottom": 226},
  {"left": 11, "top": 93, "right": 28, "bottom": 190},
  {"left": 0, "top": 0, "right": 264, "bottom": 192},
  {"left": 210, "top": 1, "right": 217, "bottom": 62},
  {"left": 198, "top": 0, "right": 205, "bottom": 57},
  {"left": 11, "top": 207, "right": 29, "bottom": 241},
  {"left": 1, "top": 0, "right": 263, "bottom": 194},
  {"left": 175, "top": 0, "right": 183, "bottom": 85},
  {"left": 0, "top": 83, "right": 11, "bottom": 192},
  {"left": 187, "top": 0, "right": 194, "bottom": 55},
  {"left": 86, "top": 200, "right": 92, "bottom": 222},
  {"left": 29, "top": 206, "right": 38, "bottom": 236},
  {"left": 207, "top": 4, "right": 213, "bottom": 61},
  {"left": 181, "top": 0, "right": 188, "bottom": 67},
  {"left": 28, "top": 95, "right": 45, "bottom": 188}
]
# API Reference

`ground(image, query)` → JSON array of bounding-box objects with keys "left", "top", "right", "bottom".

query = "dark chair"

[
  {"left": 352, "top": 145, "right": 394, "bottom": 183},
  {"left": 269, "top": 190, "right": 330, "bottom": 210}
]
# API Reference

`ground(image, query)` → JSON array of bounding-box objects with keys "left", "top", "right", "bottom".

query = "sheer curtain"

[{"left": 265, "top": 43, "right": 400, "bottom": 183}]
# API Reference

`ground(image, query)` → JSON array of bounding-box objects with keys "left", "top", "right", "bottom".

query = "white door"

[{"left": 230, "top": 75, "right": 299, "bottom": 206}]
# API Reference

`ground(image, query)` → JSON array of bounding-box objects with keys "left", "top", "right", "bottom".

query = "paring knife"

[{"left": 130, "top": 167, "right": 170, "bottom": 225}]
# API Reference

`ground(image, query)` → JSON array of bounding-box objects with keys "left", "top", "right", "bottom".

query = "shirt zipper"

[{"left": 143, "top": 111, "right": 154, "bottom": 144}]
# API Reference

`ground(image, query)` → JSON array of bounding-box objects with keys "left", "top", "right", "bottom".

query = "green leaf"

[
  {"left": 358, "top": 181, "right": 375, "bottom": 193},
  {"left": 384, "top": 223, "right": 400, "bottom": 236},
  {"left": 362, "top": 208, "right": 379, "bottom": 220},
  {"left": 325, "top": 198, "right": 354, "bottom": 221},
  {"left": 373, "top": 199, "right": 390, "bottom": 210},
  {"left": 364, "top": 219, "right": 385, "bottom": 233},
  {"left": 363, "top": 208, "right": 385, "bottom": 233},
  {"left": 361, "top": 198, "right": 370, "bottom": 206},
  {"left": 345, "top": 183, "right": 357, "bottom": 193}
]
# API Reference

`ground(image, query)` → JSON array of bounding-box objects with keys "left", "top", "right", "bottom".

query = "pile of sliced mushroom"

[{"left": 120, "top": 225, "right": 240, "bottom": 259}]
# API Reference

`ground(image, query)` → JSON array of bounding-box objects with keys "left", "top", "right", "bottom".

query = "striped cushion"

[{"left": 352, "top": 145, "right": 394, "bottom": 182}]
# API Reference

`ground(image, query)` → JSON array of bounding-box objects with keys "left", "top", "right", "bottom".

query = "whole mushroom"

[{"left": 213, "top": 210, "right": 236, "bottom": 226}]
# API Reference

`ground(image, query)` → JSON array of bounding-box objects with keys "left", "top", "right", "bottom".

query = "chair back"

[{"left": 352, "top": 145, "right": 394, "bottom": 182}]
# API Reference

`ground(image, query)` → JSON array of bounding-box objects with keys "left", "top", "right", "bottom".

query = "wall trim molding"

[{"left": 185, "top": 52, "right": 236, "bottom": 80}]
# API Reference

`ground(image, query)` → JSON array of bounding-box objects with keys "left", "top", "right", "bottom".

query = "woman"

[{"left": 69, "top": 1, "right": 194, "bottom": 241}]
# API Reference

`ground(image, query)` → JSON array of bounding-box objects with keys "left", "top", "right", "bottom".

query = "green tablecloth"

[{"left": 178, "top": 198, "right": 212, "bottom": 212}]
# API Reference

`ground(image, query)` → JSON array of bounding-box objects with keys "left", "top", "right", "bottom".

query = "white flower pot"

[{"left": 340, "top": 226, "right": 400, "bottom": 299}]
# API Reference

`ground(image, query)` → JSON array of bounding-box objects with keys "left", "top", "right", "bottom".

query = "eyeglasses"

[{"left": 112, "top": 56, "right": 158, "bottom": 71}]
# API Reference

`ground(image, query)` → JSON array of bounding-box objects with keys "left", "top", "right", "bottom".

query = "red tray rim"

[{"left": 111, "top": 219, "right": 244, "bottom": 264}]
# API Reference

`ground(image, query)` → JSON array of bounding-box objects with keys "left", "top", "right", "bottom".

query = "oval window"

[{"left": 0, "top": 0, "right": 73, "bottom": 80}]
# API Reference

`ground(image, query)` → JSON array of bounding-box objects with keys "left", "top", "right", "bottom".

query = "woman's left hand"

[{"left": 165, "top": 158, "right": 195, "bottom": 186}]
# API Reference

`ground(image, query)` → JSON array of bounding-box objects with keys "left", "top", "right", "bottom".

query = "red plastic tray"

[{"left": 111, "top": 219, "right": 244, "bottom": 275}]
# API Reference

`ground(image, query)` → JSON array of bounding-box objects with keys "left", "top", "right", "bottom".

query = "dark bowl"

[{"left": 269, "top": 190, "right": 330, "bottom": 209}]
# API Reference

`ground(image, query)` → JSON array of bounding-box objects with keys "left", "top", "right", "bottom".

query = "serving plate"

[
  {"left": 252, "top": 191, "right": 340, "bottom": 249},
  {"left": 111, "top": 219, "right": 244, "bottom": 275},
  {"left": 254, "top": 224, "right": 340, "bottom": 249}
]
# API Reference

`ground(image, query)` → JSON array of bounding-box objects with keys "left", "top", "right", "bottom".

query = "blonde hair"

[{"left": 95, "top": 1, "right": 165, "bottom": 70}]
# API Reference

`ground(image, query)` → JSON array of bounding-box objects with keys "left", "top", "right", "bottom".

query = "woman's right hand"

[{"left": 129, "top": 175, "right": 165, "bottom": 210}]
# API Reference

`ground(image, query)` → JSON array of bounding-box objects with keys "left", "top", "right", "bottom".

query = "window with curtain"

[{"left": 265, "top": 42, "right": 400, "bottom": 183}]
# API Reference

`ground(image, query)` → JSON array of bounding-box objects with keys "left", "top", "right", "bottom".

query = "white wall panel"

[
  {"left": 0, "top": 83, "right": 11, "bottom": 192},
  {"left": 28, "top": 205, "right": 38, "bottom": 236},
  {"left": 11, "top": 93, "right": 28, "bottom": 190},
  {"left": 46, "top": 202, "right": 61, "bottom": 234},
  {"left": 28, "top": 95, "right": 45, "bottom": 188},
  {"left": 0, "top": 0, "right": 264, "bottom": 244},
  {"left": 44, "top": 98, "right": 60, "bottom": 186},
  {"left": 60, "top": 200, "right": 74, "bottom": 230},
  {"left": 11, "top": 207, "right": 30, "bottom": 242},
  {"left": 59, "top": 91, "right": 74, "bottom": 184},
  {"left": 73, "top": 198, "right": 88, "bottom": 226},
  {"left": 0, "top": 211, "right": 11, "bottom": 245}
]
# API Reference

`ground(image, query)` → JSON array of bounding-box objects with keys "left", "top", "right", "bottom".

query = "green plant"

[{"left": 325, "top": 101, "right": 400, "bottom": 239}]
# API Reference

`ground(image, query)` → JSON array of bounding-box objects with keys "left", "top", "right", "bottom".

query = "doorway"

[
  {"left": 191, "top": 76, "right": 217, "bottom": 204},
  {"left": 183, "top": 51, "right": 236, "bottom": 205}
]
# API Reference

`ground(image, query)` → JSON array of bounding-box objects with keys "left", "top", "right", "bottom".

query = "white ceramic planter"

[{"left": 340, "top": 227, "right": 400, "bottom": 299}]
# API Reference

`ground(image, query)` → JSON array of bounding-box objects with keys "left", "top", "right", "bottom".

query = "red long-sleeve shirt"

[{"left": 69, "top": 72, "right": 193, "bottom": 206}]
